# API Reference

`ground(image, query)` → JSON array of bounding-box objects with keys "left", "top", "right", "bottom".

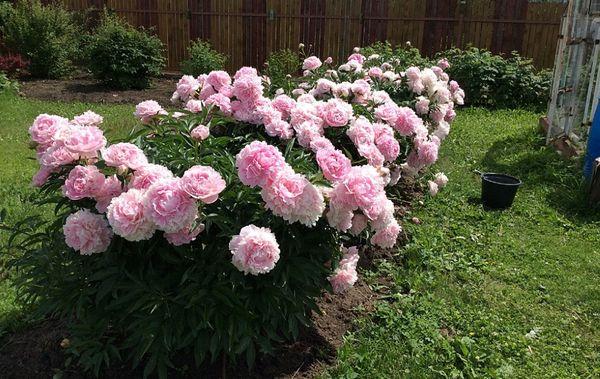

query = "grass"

[
  {"left": 328, "top": 109, "right": 600, "bottom": 378},
  {"left": 0, "top": 91, "right": 598, "bottom": 377}
]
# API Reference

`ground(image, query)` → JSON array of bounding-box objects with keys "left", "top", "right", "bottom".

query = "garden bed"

[
  {"left": 0, "top": 262, "right": 392, "bottom": 378},
  {"left": 18, "top": 74, "right": 176, "bottom": 104}
]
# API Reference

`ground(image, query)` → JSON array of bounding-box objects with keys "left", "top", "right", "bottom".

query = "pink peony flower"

[
  {"left": 205, "top": 93, "right": 232, "bottom": 115},
  {"left": 234, "top": 66, "right": 258, "bottom": 80},
  {"left": 371, "top": 220, "right": 401, "bottom": 248},
  {"left": 72, "top": 111, "right": 103, "bottom": 127},
  {"left": 368, "top": 66, "right": 383, "bottom": 79},
  {"left": 101, "top": 143, "right": 148, "bottom": 170},
  {"left": 416, "top": 138, "right": 440, "bottom": 166},
  {"left": 374, "top": 102, "right": 399, "bottom": 124},
  {"left": 357, "top": 143, "right": 385, "bottom": 167},
  {"left": 328, "top": 245, "right": 359, "bottom": 293},
  {"left": 206, "top": 70, "right": 231, "bottom": 91},
  {"left": 428, "top": 180, "right": 439, "bottom": 197},
  {"left": 128, "top": 164, "right": 174, "bottom": 191},
  {"left": 437, "top": 58, "right": 450, "bottom": 70},
  {"left": 316, "top": 149, "right": 351, "bottom": 182},
  {"left": 32, "top": 166, "right": 54, "bottom": 187},
  {"left": 176, "top": 75, "right": 200, "bottom": 101},
  {"left": 351, "top": 79, "right": 371, "bottom": 97},
  {"left": 260, "top": 168, "right": 325, "bottom": 226},
  {"left": 63, "top": 209, "right": 112, "bottom": 255},
  {"left": 347, "top": 117, "right": 375, "bottom": 147},
  {"left": 309, "top": 136, "right": 335, "bottom": 152},
  {"left": 415, "top": 97, "right": 430, "bottom": 115},
  {"left": 63, "top": 125, "right": 106, "bottom": 158},
  {"left": 394, "top": 107, "right": 423, "bottom": 136},
  {"left": 181, "top": 165, "right": 226, "bottom": 203},
  {"left": 265, "top": 119, "right": 294, "bottom": 139},
  {"left": 40, "top": 145, "right": 79, "bottom": 168},
  {"left": 434, "top": 172, "right": 449, "bottom": 188},
  {"left": 62, "top": 165, "right": 105, "bottom": 200},
  {"left": 375, "top": 135, "right": 400, "bottom": 162},
  {"left": 333, "top": 82, "right": 352, "bottom": 98},
  {"left": 185, "top": 99, "right": 204, "bottom": 113},
  {"left": 302, "top": 56, "right": 322, "bottom": 70},
  {"left": 29, "top": 114, "right": 69, "bottom": 145},
  {"left": 320, "top": 98, "right": 353, "bottom": 127},
  {"left": 134, "top": 100, "right": 167, "bottom": 124},
  {"left": 236, "top": 141, "right": 287, "bottom": 187},
  {"left": 229, "top": 224, "right": 280, "bottom": 275},
  {"left": 347, "top": 53, "right": 365, "bottom": 64},
  {"left": 232, "top": 75, "right": 263, "bottom": 101},
  {"left": 190, "top": 124, "right": 210, "bottom": 141},
  {"left": 326, "top": 202, "right": 354, "bottom": 232},
  {"left": 107, "top": 189, "right": 156, "bottom": 241},
  {"left": 271, "top": 95, "right": 296, "bottom": 120},
  {"left": 164, "top": 223, "right": 204, "bottom": 246},
  {"left": 330, "top": 165, "right": 386, "bottom": 215},
  {"left": 94, "top": 175, "right": 123, "bottom": 213},
  {"left": 142, "top": 178, "right": 198, "bottom": 233}
]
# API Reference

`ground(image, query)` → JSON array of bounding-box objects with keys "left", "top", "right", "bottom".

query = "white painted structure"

[{"left": 546, "top": 0, "right": 600, "bottom": 146}]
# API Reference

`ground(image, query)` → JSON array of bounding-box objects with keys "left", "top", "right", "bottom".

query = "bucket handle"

[{"left": 474, "top": 169, "right": 483, "bottom": 176}]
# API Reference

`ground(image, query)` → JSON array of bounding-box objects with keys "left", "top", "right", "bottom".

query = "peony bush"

[{"left": 9, "top": 47, "right": 461, "bottom": 377}]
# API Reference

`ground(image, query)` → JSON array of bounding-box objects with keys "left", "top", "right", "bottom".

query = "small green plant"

[
  {"left": 439, "top": 47, "right": 551, "bottom": 110},
  {"left": 265, "top": 49, "right": 300, "bottom": 92},
  {"left": 86, "top": 13, "right": 165, "bottom": 90},
  {"left": 0, "top": 72, "right": 18, "bottom": 93},
  {"left": 181, "top": 39, "right": 227, "bottom": 76},
  {"left": 0, "top": 0, "right": 79, "bottom": 78}
]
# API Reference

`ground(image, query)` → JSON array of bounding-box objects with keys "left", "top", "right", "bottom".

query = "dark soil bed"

[
  {"left": 0, "top": 278, "right": 387, "bottom": 379},
  {"left": 18, "top": 74, "right": 177, "bottom": 104}
]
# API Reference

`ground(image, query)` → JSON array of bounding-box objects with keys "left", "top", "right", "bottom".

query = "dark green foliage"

[
  {"left": 440, "top": 47, "right": 551, "bottom": 110},
  {"left": 361, "top": 41, "right": 435, "bottom": 71},
  {"left": 86, "top": 13, "right": 165, "bottom": 90},
  {"left": 181, "top": 39, "right": 227, "bottom": 76},
  {"left": 264, "top": 49, "right": 301, "bottom": 93},
  {"left": 0, "top": 0, "right": 79, "bottom": 78},
  {"left": 5, "top": 112, "right": 340, "bottom": 378}
]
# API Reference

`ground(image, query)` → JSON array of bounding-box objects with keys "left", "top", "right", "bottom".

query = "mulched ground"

[{"left": 18, "top": 74, "right": 177, "bottom": 104}]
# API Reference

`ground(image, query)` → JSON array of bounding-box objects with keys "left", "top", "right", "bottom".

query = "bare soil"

[
  {"left": 18, "top": 74, "right": 176, "bottom": 104},
  {"left": 0, "top": 277, "right": 387, "bottom": 379}
]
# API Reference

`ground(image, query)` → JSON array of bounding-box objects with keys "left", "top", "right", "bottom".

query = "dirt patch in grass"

[
  {"left": 0, "top": 278, "right": 386, "bottom": 378},
  {"left": 18, "top": 74, "right": 176, "bottom": 105}
]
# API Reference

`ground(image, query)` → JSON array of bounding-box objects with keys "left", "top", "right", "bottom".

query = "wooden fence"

[{"left": 58, "top": 0, "right": 567, "bottom": 71}]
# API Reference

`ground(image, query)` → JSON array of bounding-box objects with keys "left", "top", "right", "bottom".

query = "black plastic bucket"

[{"left": 480, "top": 173, "right": 522, "bottom": 209}]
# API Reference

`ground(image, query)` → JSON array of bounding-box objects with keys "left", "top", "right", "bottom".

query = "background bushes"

[
  {"left": 0, "top": 0, "right": 79, "bottom": 78},
  {"left": 181, "top": 39, "right": 227, "bottom": 76},
  {"left": 440, "top": 47, "right": 551, "bottom": 111},
  {"left": 362, "top": 42, "right": 550, "bottom": 111},
  {"left": 86, "top": 13, "right": 165, "bottom": 89},
  {"left": 265, "top": 48, "right": 300, "bottom": 92}
]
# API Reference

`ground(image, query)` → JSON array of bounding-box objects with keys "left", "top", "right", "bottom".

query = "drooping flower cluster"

[{"left": 29, "top": 111, "right": 226, "bottom": 253}]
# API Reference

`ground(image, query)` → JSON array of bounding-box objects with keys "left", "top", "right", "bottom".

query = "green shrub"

[
  {"left": 0, "top": 0, "right": 79, "bottom": 78},
  {"left": 0, "top": 71, "right": 18, "bottom": 92},
  {"left": 361, "top": 41, "right": 434, "bottom": 71},
  {"left": 86, "top": 13, "right": 165, "bottom": 89},
  {"left": 439, "top": 47, "right": 551, "bottom": 110},
  {"left": 265, "top": 49, "right": 300, "bottom": 92},
  {"left": 181, "top": 39, "right": 227, "bottom": 76}
]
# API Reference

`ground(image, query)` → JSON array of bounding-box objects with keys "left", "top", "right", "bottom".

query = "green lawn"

[
  {"left": 329, "top": 109, "right": 600, "bottom": 378},
  {"left": 0, "top": 91, "right": 598, "bottom": 377}
]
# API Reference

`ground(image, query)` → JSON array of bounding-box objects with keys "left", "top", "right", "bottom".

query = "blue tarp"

[{"left": 584, "top": 102, "right": 600, "bottom": 179}]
